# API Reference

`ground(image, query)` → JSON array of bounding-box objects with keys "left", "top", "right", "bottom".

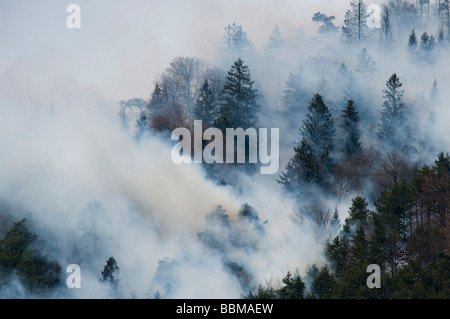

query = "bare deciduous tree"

[{"left": 159, "top": 57, "right": 205, "bottom": 122}]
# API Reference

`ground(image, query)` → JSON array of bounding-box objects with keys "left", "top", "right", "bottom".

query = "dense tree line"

[
  {"left": 2, "top": 0, "right": 450, "bottom": 298},
  {"left": 118, "top": 0, "right": 450, "bottom": 298}
]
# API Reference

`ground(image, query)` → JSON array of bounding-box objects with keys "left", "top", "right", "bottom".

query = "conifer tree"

[
  {"left": 279, "top": 94, "right": 335, "bottom": 188},
  {"left": 339, "top": 100, "right": 362, "bottom": 161},
  {"left": 194, "top": 80, "right": 216, "bottom": 127},
  {"left": 100, "top": 257, "right": 120, "bottom": 296},
  {"left": 277, "top": 271, "right": 306, "bottom": 299},
  {"left": 148, "top": 83, "right": 168, "bottom": 115},
  {"left": 214, "top": 58, "right": 259, "bottom": 131},
  {"left": 408, "top": 29, "right": 418, "bottom": 54},
  {"left": 378, "top": 73, "right": 409, "bottom": 150},
  {"left": 301, "top": 94, "right": 335, "bottom": 170}
]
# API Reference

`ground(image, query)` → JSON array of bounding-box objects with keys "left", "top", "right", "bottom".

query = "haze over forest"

[{"left": 0, "top": 0, "right": 449, "bottom": 298}]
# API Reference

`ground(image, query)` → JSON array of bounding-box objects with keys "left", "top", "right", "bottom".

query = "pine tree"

[
  {"left": 355, "top": 48, "right": 376, "bottom": 77},
  {"left": 325, "top": 235, "right": 351, "bottom": 280},
  {"left": 214, "top": 58, "right": 259, "bottom": 131},
  {"left": 312, "top": 12, "right": 339, "bottom": 34},
  {"left": 279, "top": 94, "right": 335, "bottom": 188},
  {"left": 339, "top": 100, "right": 362, "bottom": 161},
  {"left": 148, "top": 83, "right": 168, "bottom": 115},
  {"left": 408, "top": 29, "right": 418, "bottom": 54},
  {"left": 223, "top": 23, "right": 254, "bottom": 62},
  {"left": 277, "top": 271, "right": 306, "bottom": 299},
  {"left": 336, "top": 226, "right": 378, "bottom": 298},
  {"left": 378, "top": 73, "right": 409, "bottom": 150},
  {"left": 341, "top": 0, "right": 370, "bottom": 44},
  {"left": 347, "top": 196, "right": 370, "bottom": 226},
  {"left": 310, "top": 265, "right": 337, "bottom": 298},
  {"left": 301, "top": 94, "right": 335, "bottom": 170},
  {"left": 194, "top": 80, "right": 216, "bottom": 127},
  {"left": 0, "top": 219, "right": 60, "bottom": 294},
  {"left": 278, "top": 140, "right": 316, "bottom": 188},
  {"left": 419, "top": 32, "right": 436, "bottom": 59},
  {"left": 100, "top": 257, "right": 120, "bottom": 296}
]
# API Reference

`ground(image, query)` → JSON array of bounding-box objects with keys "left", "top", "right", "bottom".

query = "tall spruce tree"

[
  {"left": 148, "top": 83, "right": 168, "bottom": 115},
  {"left": 279, "top": 94, "right": 335, "bottom": 188},
  {"left": 214, "top": 58, "right": 259, "bottom": 131},
  {"left": 194, "top": 80, "right": 216, "bottom": 127},
  {"left": 301, "top": 94, "right": 336, "bottom": 169},
  {"left": 100, "top": 257, "right": 120, "bottom": 296},
  {"left": 340, "top": 100, "right": 362, "bottom": 161},
  {"left": 408, "top": 29, "right": 418, "bottom": 54},
  {"left": 378, "top": 73, "right": 409, "bottom": 150}
]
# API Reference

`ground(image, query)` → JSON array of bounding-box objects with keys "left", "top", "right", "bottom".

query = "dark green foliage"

[
  {"left": 309, "top": 265, "right": 337, "bottom": 299},
  {"left": 392, "top": 253, "right": 450, "bottom": 298},
  {"left": 148, "top": 83, "right": 169, "bottom": 115},
  {"left": 408, "top": 29, "right": 418, "bottom": 53},
  {"left": 242, "top": 284, "right": 277, "bottom": 299},
  {"left": 346, "top": 196, "right": 371, "bottom": 228},
  {"left": 279, "top": 94, "right": 335, "bottom": 190},
  {"left": 194, "top": 80, "right": 216, "bottom": 127},
  {"left": 325, "top": 236, "right": 350, "bottom": 280},
  {"left": 100, "top": 257, "right": 120, "bottom": 296},
  {"left": 378, "top": 73, "right": 412, "bottom": 151},
  {"left": 242, "top": 270, "right": 305, "bottom": 299},
  {"left": 279, "top": 140, "right": 316, "bottom": 188},
  {"left": 277, "top": 271, "right": 305, "bottom": 299},
  {"left": 0, "top": 219, "right": 61, "bottom": 295},
  {"left": 301, "top": 94, "right": 335, "bottom": 165},
  {"left": 339, "top": 100, "right": 362, "bottom": 162},
  {"left": 314, "top": 152, "right": 450, "bottom": 299},
  {"left": 214, "top": 58, "right": 259, "bottom": 131}
]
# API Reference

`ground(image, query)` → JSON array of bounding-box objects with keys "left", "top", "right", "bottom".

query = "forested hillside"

[{"left": 0, "top": 0, "right": 449, "bottom": 298}]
